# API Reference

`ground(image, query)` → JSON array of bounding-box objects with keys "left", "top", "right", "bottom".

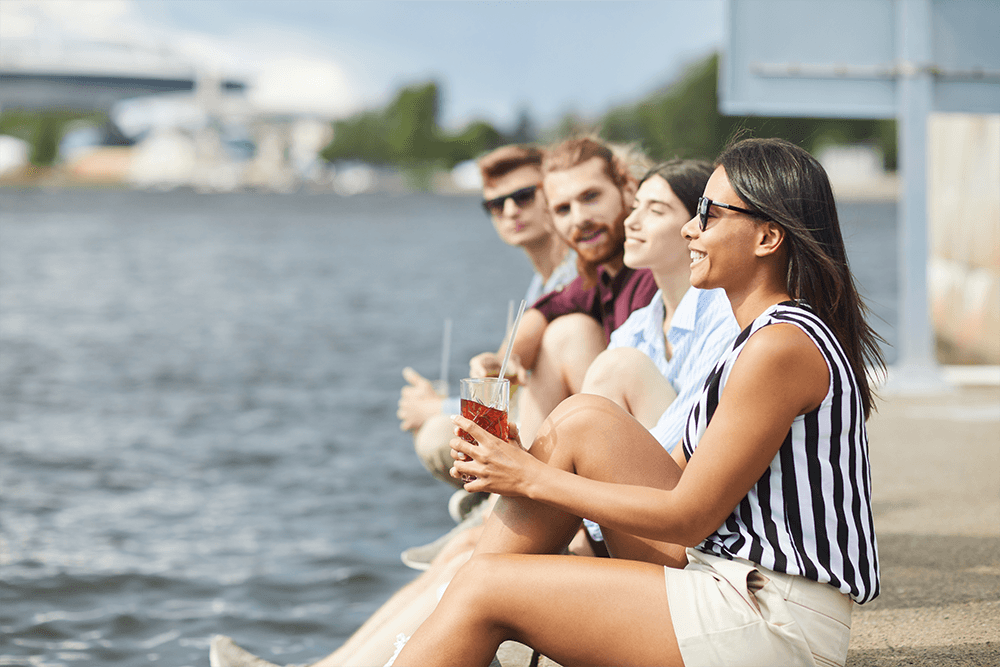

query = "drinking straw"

[
  {"left": 497, "top": 299, "right": 526, "bottom": 384},
  {"left": 439, "top": 317, "right": 452, "bottom": 391},
  {"left": 505, "top": 299, "right": 515, "bottom": 341}
]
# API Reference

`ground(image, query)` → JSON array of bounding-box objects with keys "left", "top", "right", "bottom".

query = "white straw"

[
  {"left": 497, "top": 300, "right": 526, "bottom": 383},
  {"left": 439, "top": 318, "right": 452, "bottom": 388},
  {"left": 505, "top": 300, "right": 515, "bottom": 341}
]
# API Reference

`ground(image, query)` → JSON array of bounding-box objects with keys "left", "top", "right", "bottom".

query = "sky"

[{"left": 0, "top": 0, "right": 726, "bottom": 131}]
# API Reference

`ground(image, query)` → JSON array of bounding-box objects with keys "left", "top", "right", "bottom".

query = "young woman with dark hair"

[{"left": 391, "top": 137, "right": 884, "bottom": 667}]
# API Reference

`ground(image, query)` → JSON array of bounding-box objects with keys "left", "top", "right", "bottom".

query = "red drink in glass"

[
  {"left": 459, "top": 398, "right": 509, "bottom": 443},
  {"left": 457, "top": 378, "right": 510, "bottom": 482}
]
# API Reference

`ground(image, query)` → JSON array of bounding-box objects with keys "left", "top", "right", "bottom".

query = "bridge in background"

[
  {"left": 0, "top": 71, "right": 245, "bottom": 112},
  {"left": 0, "top": 37, "right": 245, "bottom": 113}
]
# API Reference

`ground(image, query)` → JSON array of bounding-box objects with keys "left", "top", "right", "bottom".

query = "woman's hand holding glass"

[{"left": 449, "top": 416, "right": 536, "bottom": 496}]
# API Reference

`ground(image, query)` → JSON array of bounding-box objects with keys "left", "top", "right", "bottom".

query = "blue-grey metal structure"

[
  {"left": 0, "top": 72, "right": 245, "bottom": 113},
  {"left": 721, "top": 0, "right": 1000, "bottom": 391}
]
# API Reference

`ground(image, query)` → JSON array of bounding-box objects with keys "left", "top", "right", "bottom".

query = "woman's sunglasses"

[
  {"left": 697, "top": 196, "right": 768, "bottom": 231},
  {"left": 482, "top": 185, "right": 538, "bottom": 216}
]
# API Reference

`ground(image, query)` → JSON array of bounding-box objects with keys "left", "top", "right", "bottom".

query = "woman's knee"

[
  {"left": 582, "top": 347, "right": 648, "bottom": 395},
  {"left": 581, "top": 349, "right": 618, "bottom": 394},
  {"left": 530, "top": 393, "right": 631, "bottom": 462}
]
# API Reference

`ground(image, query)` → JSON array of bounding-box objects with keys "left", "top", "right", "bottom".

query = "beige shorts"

[{"left": 664, "top": 548, "right": 853, "bottom": 667}]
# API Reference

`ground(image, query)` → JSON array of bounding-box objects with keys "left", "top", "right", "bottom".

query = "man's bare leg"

[
  {"left": 516, "top": 313, "right": 605, "bottom": 445},
  {"left": 413, "top": 413, "right": 465, "bottom": 489}
]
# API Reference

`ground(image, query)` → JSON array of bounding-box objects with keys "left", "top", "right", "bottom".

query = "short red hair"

[{"left": 541, "top": 136, "right": 640, "bottom": 193}]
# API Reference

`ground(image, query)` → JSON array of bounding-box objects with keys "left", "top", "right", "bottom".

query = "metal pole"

[{"left": 887, "top": 0, "right": 949, "bottom": 392}]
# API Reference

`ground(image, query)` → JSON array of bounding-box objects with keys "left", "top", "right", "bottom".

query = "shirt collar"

[
  {"left": 668, "top": 287, "right": 700, "bottom": 333},
  {"left": 598, "top": 264, "right": 631, "bottom": 289}
]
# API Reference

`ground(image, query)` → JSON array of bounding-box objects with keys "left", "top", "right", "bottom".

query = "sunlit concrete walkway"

[{"left": 846, "top": 372, "right": 1000, "bottom": 666}]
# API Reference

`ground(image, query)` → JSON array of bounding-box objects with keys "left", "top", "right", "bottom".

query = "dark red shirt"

[{"left": 530, "top": 266, "right": 657, "bottom": 344}]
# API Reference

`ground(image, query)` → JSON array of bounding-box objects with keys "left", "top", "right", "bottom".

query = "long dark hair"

[
  {"left": 638, "top": 158, "right": 714, "bottom": 218},
  {"left": 717, "top": 137, "right": 885, "bottom": 418}
]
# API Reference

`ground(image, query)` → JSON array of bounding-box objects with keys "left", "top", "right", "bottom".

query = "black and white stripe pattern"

[{"left": 682, "top": 302, "right": 880, "bottom": 603}]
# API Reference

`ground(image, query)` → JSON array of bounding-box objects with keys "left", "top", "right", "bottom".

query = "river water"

[{"left": 0, "top": 188, "right": 897, "bottom": 666}]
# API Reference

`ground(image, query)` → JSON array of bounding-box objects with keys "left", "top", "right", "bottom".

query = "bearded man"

[{"left": 470, "top": 136, "right": 658, "bottom": 446}]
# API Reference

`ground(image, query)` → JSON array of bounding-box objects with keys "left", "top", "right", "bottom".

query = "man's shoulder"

[
  {"left": 550, "top": 273, "right": 587, "bottom": 297},
  {"left": 530, "top": 274, "right": 593, "bottom": 317}
]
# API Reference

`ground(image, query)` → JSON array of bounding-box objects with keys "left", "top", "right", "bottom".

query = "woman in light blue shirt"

[{"left": 581, "top": 159, "right": 738, "bottom": 452}]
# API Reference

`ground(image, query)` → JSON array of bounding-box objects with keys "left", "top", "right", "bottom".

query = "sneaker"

[
  {"left": 448, "top": 489, "right": 490, "bottom": 523},
  {"left": 400, "top": 501, "right": 486, "bottom": 571}
]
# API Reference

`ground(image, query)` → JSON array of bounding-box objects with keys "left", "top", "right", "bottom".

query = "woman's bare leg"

[
  {"left": 581, "top": 347, "right": 677, "bottom": 430},
  {"left": 394, "top": 553, "right": 682, "bottom": 667}
]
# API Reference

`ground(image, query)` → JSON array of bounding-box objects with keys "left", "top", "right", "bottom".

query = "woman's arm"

[{"left": 452, "top": 323, "right": 829, "bottom": 547}]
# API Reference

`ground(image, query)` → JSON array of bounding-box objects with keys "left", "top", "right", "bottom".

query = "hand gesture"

[{"left": 397, "top": 367, "right": 443, "bottom": 432}]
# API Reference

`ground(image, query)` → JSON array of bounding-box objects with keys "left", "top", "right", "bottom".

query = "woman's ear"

[{"left": 755, "top": 221, "right": 785, "bottom": 257}]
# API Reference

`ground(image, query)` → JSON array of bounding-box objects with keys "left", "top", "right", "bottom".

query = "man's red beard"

[{"left": 571, "top": 215, "right": 627, "bottom": 289}]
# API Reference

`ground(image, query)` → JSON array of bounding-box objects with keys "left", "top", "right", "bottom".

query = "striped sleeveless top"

[{"left": 682, "top": 302, "right": 880, "bottom": 603}]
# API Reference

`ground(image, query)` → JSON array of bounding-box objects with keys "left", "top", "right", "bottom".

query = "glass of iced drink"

[{"left": 457, "top": 377, "right": 510, "bottom": 482}]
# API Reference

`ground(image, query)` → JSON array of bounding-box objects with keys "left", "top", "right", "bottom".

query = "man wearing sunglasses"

[{"left": 397, "top": 144, "right": 578, "bottom": 497}]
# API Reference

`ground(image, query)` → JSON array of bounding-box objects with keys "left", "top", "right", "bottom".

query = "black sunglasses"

[
  {"left": 482, "top": 185, "right": 538, "bottom": 216},
  {"left": 697, "top": 196, "right": 768, "bottom": 231}
]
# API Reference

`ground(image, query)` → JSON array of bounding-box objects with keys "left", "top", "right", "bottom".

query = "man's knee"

[
  {"left": 414, "top": 413, "right": 464, "bottom": 489},
  {"left": 542, "top": 313, "right": 603, "bottom": 351},
  {"left": 538, "top": 314, "right": 606, "bottom": 393}
]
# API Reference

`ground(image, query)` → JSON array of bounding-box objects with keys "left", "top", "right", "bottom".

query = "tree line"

[
  {"left": 320, "top": 53, "right": 896, "bottom": 172},
  {"left": 1, "top": 52, "right": 895, "bottom": 172}
]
